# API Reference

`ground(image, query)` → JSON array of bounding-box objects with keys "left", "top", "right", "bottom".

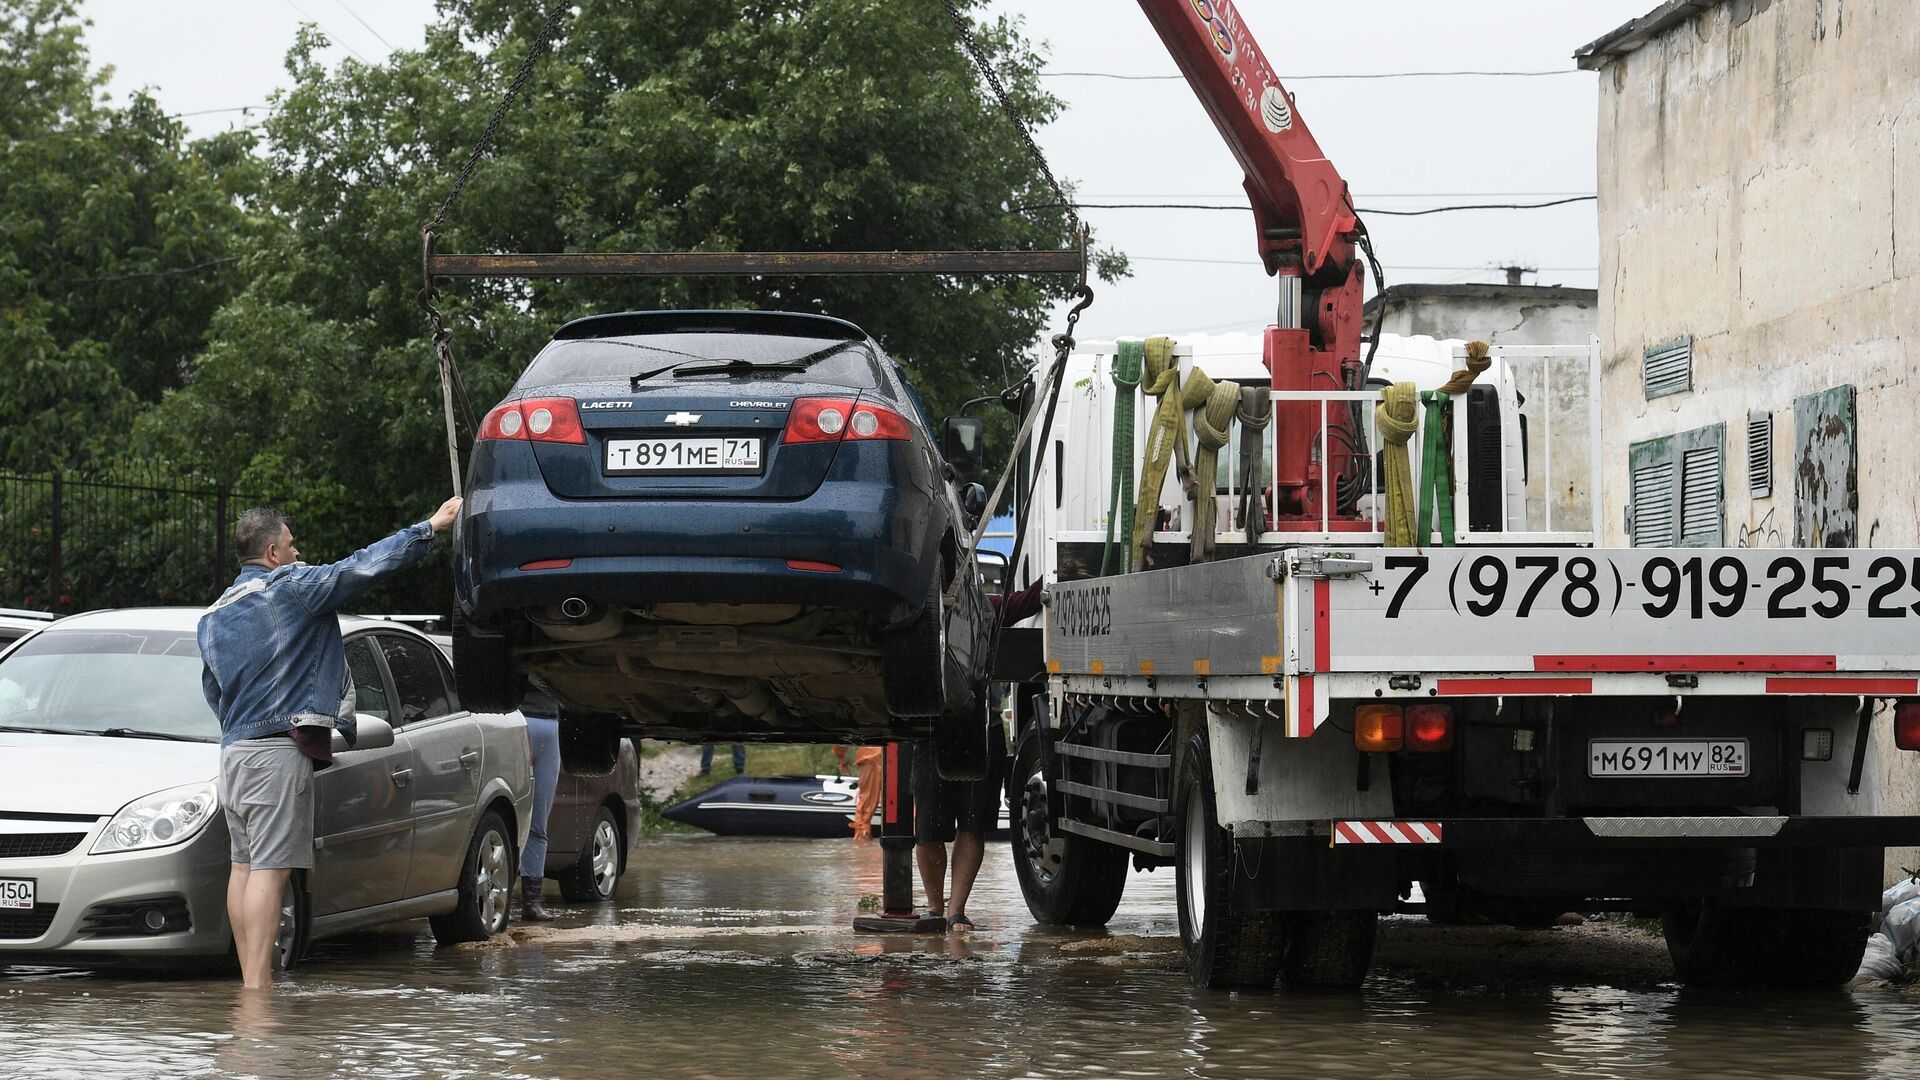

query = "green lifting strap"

[
  {"left": 1131, "top": 336, "right": 1182, "bottom": 570},
  {"left": 1101, "top": 340, "right": 1144, "bottom": 575},
  {"left": 1182, "top": 367, "right": 1240, "bottom": 563},
  {"left": 1417, "top": 390, "right": 1456, "bottom": 546}
]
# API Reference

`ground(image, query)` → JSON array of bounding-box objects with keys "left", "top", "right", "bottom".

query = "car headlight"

[{"left": 91, "top": 782, "right": 220, "bottom": 855}]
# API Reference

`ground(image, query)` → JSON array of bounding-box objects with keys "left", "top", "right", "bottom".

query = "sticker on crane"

[
  {"left": 1190, "top": 1, "right": 1234, "bottom": 57},
  {"left": 1332, "top": 820, "right": 1443, "bottom": 846},
  {"left": 1260, "top": 86, "right": 1294, "bottom": 133}
]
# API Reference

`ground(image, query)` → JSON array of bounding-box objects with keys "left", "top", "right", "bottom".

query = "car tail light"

[
  {"left": 1354, "top": 704, "right": 1403, "bottom": 752},
  {"left": 1406, "top": 704, "right": 1454, "bottom": 752},
  {"left": 1896, "top": 701, "right": 1920, "bottom": 751},
  {"left": 783, "top": 398, "right": 911, "bottom": 444},
  {"left": 478, "top": 398, "right": 585, "bottom": 444}
]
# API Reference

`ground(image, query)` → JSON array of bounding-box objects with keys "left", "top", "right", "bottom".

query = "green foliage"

[{"left": 5, "top": 0, "right": 1125, "bottom": 614}]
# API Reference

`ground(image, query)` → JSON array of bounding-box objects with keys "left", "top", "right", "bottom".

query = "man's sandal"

[{"left": 948, "top": 913, "right": 976, "bottom": 931}]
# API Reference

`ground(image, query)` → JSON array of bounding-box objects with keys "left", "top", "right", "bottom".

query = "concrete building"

[
  {"left": 1364, "top": 282, "right": 1599, "bottom": 532},
  {"left": 1577, "top": 0, "right": 1920, "bottom": 876}
]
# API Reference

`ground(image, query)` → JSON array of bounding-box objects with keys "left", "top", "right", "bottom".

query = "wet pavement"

[{"left": 7, "top": 835, "right": 1920, "bottom": 1078}]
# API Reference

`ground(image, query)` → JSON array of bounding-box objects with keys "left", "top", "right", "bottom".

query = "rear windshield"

[
  {"left": 522, "top": 333, "right": 886, "bottom": 392},
  {"left": 0, "top": 629, "right": 217, "bottom": 740}
]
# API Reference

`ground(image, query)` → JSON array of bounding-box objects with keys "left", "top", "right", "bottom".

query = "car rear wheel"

[
  {"left": 274, "top": 871, "right": 311, "bottom": 973},
  {"left": 882, "top": 576, "right": 947, "bottom": 718},
  {"left": 431, "top": 809, "right": 516, "bottom": 945},
  {"left": 559, "top": 806, "right": 624, "bottom": 903},
  {"left": 452, "top": 610, "right": 523, "bottom": 714}
]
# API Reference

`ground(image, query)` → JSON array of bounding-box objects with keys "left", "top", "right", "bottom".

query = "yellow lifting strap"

[
  {"left": 1376, "top": 381, "right": 1420, "bottom": 546},
  {"left": 1183, "top": 367, "right": 1241, "bottom": 563},
  {"left": 1130, "top": 336, "right": 1182, "bottom": 569}
]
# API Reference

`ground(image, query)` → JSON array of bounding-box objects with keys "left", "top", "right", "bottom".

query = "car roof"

[
  {"left": 552, "top": 309, "right": 869, "bottom": 342},
  {"left": 27, "top": 607, "right": 413, "bottom": 636}
]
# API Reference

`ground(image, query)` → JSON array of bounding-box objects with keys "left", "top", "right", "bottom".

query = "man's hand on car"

[{"left": 429, "top": 497, "right": 463, "bottom": 534}]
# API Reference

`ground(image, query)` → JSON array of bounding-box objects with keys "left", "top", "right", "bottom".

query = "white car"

[{"left": 0, "top": 609, "right": 533, "bottom": 971}]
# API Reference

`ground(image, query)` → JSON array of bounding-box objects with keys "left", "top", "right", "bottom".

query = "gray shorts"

[{"left": 220, "top": 737, "right": 314, "bottom": 870}]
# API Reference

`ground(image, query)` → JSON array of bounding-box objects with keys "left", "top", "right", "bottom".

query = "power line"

[
  {"left": 1126, "top": 255, "right": 1595, "bottom": 271},
  {"left": 331, "top": 0, "right": 395, "bottom": 50},
  {"left": 1029, "top": 196, "right": 1597, "bottom": 216},
  {"left": 1083, "top": 191, "right": 1595, "bottom": 200},
  {"left": 170, "top": 106, "right": 269, "bottom": 119},
  {"left": 1043, "top": 69, "right": 1576, "bottom": 81},
  {"left": 280, "top": 0, "right": 369, "bottom": 62},
  {"left": 62, "top": 257, "right": 241, "bottom": 285}
]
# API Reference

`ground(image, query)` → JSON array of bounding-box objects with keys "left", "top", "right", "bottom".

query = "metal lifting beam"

[{"left": 425, "top": 249, "right": 1086, "bottom": 279}]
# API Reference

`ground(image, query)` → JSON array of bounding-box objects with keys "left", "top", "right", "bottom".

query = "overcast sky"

[{"left": 80, "top": 0, "right": 1652, "bottom": 345}]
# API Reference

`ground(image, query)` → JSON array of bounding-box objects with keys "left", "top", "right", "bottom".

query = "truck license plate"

[
  {"left": 0, "top": 878, "right": 34, "bottom": 909},
  {"left": 604, "top": 437, "right": 760, "bottom": 474},
  {"left": 1589, "top": 739, "right": 1748, "bottom": 778}
]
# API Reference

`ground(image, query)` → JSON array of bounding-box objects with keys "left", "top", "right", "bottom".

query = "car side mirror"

[
  {"left": 334, "top": 715, "right": 395, "bottom": 754},
  {"left": 941, "top": 415, "right": 987, "bottom": 485},
  {"left": 960, "top": 482, "right": 987, "bottom": 527}
]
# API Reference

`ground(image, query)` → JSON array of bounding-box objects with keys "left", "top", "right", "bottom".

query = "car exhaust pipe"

[{"left": 530, "top": 599, "right": 624, "bottom": 642}]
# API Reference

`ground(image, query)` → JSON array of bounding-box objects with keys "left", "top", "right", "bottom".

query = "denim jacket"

[{"left": 200, "top": 522, "right": 438, "bottom": 747}]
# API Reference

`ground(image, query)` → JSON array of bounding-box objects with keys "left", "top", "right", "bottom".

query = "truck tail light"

[
  {"left": 1406, "top": 704, "right": 1455, "bottom": 752},
  {"left": 783, "top": 398, "right": 911, "bottom": 444},
  {"left": 478, "top": 398, "right": 585, "bottom": 444},
  {"left": 1896, "top": 702, "right": 1920, "bottom": 751},
  {"left": 1354, "top": 704, "right": 1403, "bottom": 752}
]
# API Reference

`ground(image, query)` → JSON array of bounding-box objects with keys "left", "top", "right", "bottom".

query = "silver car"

[{"left": 0, "top": 608, "right": 534, "bottom": 970}]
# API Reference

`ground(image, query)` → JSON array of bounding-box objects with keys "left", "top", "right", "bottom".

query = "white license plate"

[
  {"left": 1589, "top": 739, "right": 1748, "bottom": 777},
  {"left": 604, "top": 437, "right": 761, "bottom": 474},
  {"left": 0, "top": 878, "right": 34, "bottom": 910}
]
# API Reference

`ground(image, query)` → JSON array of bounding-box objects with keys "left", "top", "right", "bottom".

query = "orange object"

[
  {"left": 851, "top": 746, "right": 884, "bottom": 839},
  {"left": 1354, "top": 704, "right": 1405, "bottom": 753}
]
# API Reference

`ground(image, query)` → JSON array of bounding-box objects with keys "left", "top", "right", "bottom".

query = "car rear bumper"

[
  {"left": 0, "top": 820, "right": 230, "bottom": 962},
  {"left": 458, "top": 485, "right": 935, "bottom": 623}
]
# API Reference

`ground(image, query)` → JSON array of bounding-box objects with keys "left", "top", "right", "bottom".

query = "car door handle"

[
  {"left": 391, "top": 767, "right": 413, "bottom": 787},
  {"left": 459, "top": 749, "right": 480, "bottom": 768}
]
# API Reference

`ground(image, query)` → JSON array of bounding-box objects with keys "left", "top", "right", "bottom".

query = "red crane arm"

[{"left": 1135, "top": 0, "right": 1356, "bottom": 279}]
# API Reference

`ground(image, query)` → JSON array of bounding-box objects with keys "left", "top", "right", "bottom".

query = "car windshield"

[
  {"left": 523, "top": 333, "right": 885, "bottom": 391},
  {"left": 0, "top": 629, "right": 218, "bottom": 741}
]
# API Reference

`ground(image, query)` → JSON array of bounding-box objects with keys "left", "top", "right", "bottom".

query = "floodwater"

[{"left": 6, "top": 836, "right": 1920, "bottom": 1079}]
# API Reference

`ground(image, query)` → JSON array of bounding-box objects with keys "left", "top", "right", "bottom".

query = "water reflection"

[{"left": 5, "top": 835, "right": 1919, "bottom": 1078}]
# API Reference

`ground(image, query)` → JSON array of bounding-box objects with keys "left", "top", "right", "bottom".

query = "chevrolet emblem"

[{"left": 665, "top": 411, "right": 701, "bottom": 426}]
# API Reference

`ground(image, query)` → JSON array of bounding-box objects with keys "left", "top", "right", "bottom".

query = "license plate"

[
  {"left": 0, "top": 878, "right": 34, "bottom": 910},
  {"left": 1588, "top": 739, "right": 1748, "bottom": 777},
  {"left": 605, "top": 437, "right": 761, "bottom": 474}
]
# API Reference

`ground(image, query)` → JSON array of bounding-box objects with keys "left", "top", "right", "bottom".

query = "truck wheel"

[
  {"left": 1280, "top": 911, "right": 1376, "bottom": 990},
  {"left": 1174, "top": 728, "right": 1284, "bottom": 990},
  {"left": 932, "top": 690, "right": 989, "bottom": 781},
  {"left": 1009, "top": 723, "right": 1127, "bottom": 925},
  {"left": 452, "top": 610, "right": 523, "bottom": 714},
  {"left": 882, "top": 577, "right": 947, "bottom": 718},
  {"left": 1665, "top": 901, "right": 1870, "bottom": 988}
]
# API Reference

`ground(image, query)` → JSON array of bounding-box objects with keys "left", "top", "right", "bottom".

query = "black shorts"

[{"left": 912, "top": 722, "right": 1009, "bottom": 844}]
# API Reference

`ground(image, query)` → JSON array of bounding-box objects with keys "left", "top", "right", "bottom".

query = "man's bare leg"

[
  {"left": 237, "top": 867, "right": 291, "bottom": 990},
  {"left": 946, "top": 831, "right": 985, "bottom": 923},
  {"left": 227, "top": 863, "right": 252, "bottom": 973},
  {"left": 914, "top": 842, "right": 948, "bottom": 917}
]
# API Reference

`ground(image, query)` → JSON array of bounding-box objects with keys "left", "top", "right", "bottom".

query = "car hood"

[{"left": 0, "top": 732, "right": 217, "bottom": 817}]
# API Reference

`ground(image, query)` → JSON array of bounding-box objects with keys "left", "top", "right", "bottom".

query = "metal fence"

[{"left": 0, "top": 469, "right": 260, "bottom": 614}]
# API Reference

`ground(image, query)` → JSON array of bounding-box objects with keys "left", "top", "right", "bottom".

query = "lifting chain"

[{"left": 416, "top": 1, "right": 572, "bottom": 497}]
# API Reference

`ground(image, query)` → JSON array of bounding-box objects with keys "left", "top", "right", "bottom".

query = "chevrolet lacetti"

[
  {"left": 0, "top": 610, "right": 532, "bottom": 971},
  {"left": 451, "top": 310, "right": 996, "bottom": 778}
]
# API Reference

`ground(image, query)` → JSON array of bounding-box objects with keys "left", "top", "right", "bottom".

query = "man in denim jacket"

[{"left": 200, "top": 497, "right": 460, "bottom": 988}]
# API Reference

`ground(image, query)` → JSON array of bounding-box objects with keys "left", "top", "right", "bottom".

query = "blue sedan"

[{"left": 452, "top": 310, "right": 995, "bottom": 777}]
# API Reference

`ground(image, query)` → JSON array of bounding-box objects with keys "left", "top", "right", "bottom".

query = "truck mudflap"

[{"left": 1260, "top": 816, "right": 1920, "bottom": 849}]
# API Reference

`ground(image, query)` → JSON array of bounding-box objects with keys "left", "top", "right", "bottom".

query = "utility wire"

[
  {"left": 1020, "top": 196, "right": 1596, "bottom": 216},
  {"left": 331, "top": 0, "right": 394, "bottom": 50},
  {"left": 1043, "top": 69, "right": 1576, "bottom": 81},
  {"left": 280, "top": 0, "right": 368, "bottom": 62},
  {"left": 61, "top": 257, "right": 241, "bottom": 284}
]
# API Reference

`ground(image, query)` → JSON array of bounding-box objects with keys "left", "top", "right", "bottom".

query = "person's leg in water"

[
  {"left": 915, "top": 841, "right": 949, "bottom": 918},
  {"left": 912, "top": 744, "right": 958, "bottom": 921},
  {"left": 946, "top": 723, "right": 1008, "bottom": 931},
  {"left": 519, "top": 714, "right": 562, "bottom": 921},
  {"left": 945, "top": 830, "right": 986, "bottom": 930}
]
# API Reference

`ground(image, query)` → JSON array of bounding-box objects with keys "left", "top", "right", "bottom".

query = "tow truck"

[{"left": 994, "top": 0, "right": 1920, "bottom": 990}]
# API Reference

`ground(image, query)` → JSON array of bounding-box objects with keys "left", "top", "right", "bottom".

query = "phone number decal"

[{"left": 1378, "top": 554, "right": 1920, "bottom": 620}]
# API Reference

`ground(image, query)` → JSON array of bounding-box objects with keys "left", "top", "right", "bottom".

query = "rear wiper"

[
  {"left": 630, "top": 340, "right": 862, "bottom": 388},
  {"left": 670, "top": 359, "right": 808, "bottom": 379},
  {"left": 96, "top": 728, "right": 210, "bottom": 742},
  {"left": 0, "top": 725, "right": 68, "bottom": 735}
]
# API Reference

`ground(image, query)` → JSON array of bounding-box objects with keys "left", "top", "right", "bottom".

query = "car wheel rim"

[
  {"left": 1020, "top": 769, "right": 1063, "bottom": 888},
  {"left": 274, "top": 879, "right": 299, "bottom": 971},
  {"left": 590, "top": 819, "right": 620, "bottom": 897},
  {"left": 477, "top": 829, "right": 511, "bottom": 932},
  {"left": 1181, "top": 786, "right": 1208, "bottom": 941}
]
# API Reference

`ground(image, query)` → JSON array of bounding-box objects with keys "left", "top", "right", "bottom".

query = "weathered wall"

[
  {"left": 1369, "top": 285, "right": 1598, "bottom": 532},
  {"left": 1592, "top": 0, "right": 1920, "bottom": 879}
]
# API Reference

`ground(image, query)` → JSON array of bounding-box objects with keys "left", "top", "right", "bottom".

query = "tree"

[{"left": 139, "top": 0, "right": 1123, "bottom": 613}]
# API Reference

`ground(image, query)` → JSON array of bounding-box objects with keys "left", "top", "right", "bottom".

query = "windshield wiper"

[
  {"left": 0, "top": 725, "right": 70, "bottom": 735},
  {"left": 96, "top": 728, "right": 211, "bottom": 743},
  {"left": 630, "top": 340, "right": 862, "bottom": 388}
]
